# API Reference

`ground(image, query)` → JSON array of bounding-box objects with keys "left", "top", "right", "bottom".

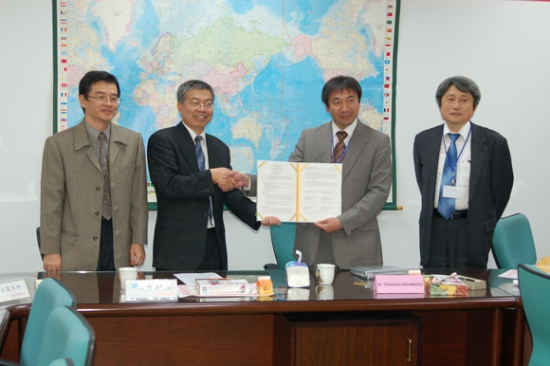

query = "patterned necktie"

[
  {"left": 437, "top": 133, "right": 460, "bottom": 220},
  {"left": 195, "top": 136, "right": 206, "bottom": 171},
  {"left": 332, "top": 131, "right": 348, "bottom": 163},
  {"left": 98, "top": 132, "right": 112, "bottom": 220}
]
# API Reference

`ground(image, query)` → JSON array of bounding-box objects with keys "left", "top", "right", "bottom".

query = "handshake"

[
  {"left": 210, "top": 168, "right": 251, "bottom": 192},
  {"left": 210, "top": 168, "right": 280, "bottom": 227}
]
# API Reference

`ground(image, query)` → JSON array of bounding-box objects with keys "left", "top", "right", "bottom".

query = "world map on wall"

[{"left": 55, "top": 0, "right": 398, "bottom": 203}]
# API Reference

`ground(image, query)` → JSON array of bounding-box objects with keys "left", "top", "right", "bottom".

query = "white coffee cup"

[
  {"left": 119, "top": 267, "right": 137, "bottom": 281},
  {"left": 316, "top": 263, "right": 336, "bottom": 285},
  {"left": 316, "top": 284, "right": 334, "bottom": 300}
]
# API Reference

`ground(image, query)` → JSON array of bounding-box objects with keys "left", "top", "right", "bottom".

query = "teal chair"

[
  {"left": 0, "top": 278, "right": 77, "bottom": 366},
  {"left": 518, "top": 264, "right": 550, "bottom": 366},
  {"left": 264, "top": 223, "right": 297, "bottom": 269},
  {"left": 492, "top": 213, "right": 537, "bottom": 269},
  {"left": 35, "top": 306, "right": 95, "bottom": 366}
]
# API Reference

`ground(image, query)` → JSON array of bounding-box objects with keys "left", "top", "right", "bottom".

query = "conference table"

[{"left": 0, "top": 269, "right": 526, "bottom": 366}]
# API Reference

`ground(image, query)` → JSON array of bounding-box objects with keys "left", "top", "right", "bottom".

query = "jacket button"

[
  {"left": 93, "top": 236, "right": 99, "bottom": 241},
  {"left": 96, "top": 186, "right": 101, "bottom": 191},
  {"left": 95, "top": 211, "right": 99, "bottom": 216}
]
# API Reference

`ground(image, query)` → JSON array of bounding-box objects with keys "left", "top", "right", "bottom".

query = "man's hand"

[
  {"left": 261, "top": 216, "right": 281, "bottom": 226},
  {"left": 130, "top": 244, "right": 145, "bottom": 266},
  {"left": 314, "top": 217, "right": 343, "bottom": 234},
  {"left": 210, "top": 168, "right": 240, "bottom": 192},
  {"left": 223, "top": 170, "right": 250, "bottom": 188},
  {"left": 43, "top": 253, "right": 62, "bottom": 272}
]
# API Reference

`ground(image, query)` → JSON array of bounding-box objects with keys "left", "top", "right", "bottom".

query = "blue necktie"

[
  {"left": 438, "top": 133, "right": 460, "bottom": 220},
  {"left": 195, "top": 136, "right": 206, "bottom": 171},
  {"left": 195, "top": 135, "right": 212, "bottom": 223}
]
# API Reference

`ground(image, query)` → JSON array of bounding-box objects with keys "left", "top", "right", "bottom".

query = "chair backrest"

[
  {"left": 518, "top": 264, "right": 550, "bottom": 366},
  {"left": 36, "top": 306, "right": 95, "bottom": 366},
  {"left": 492, "top": 213, "right": 537, "bottom": 269},
  {"left": 20, "top": 278, "right": 77, "bottom": 366},
  {"left": 269, "top": 223, "right": 297, "bottom": 268}
]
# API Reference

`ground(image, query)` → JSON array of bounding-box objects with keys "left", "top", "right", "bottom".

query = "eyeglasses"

[
  {"left": 87, "top": 95, "right": 121, "bottom": 105},
  {"left": 187, "top": 100, "right": 214, "bottom": 110}
]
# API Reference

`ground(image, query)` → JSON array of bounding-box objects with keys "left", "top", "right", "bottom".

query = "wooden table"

[{"left": 0, "top": 269, "right": 525, "bottom": 366}]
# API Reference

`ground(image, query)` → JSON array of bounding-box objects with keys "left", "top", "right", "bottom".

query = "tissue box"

[
  {"left": 423, "top": 275, "right": 468, "bottom": 297},
  {"left": 286, "top": 262, "right": 310, "bottom": 287}
]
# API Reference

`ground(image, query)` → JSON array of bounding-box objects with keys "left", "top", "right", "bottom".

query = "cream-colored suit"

[{"left": 40, "top": 120, "right": 148, "bottom": 270}]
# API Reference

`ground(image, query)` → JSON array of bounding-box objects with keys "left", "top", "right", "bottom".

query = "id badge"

[{"left": 442, "top": 185, "right": 461, "bottom": 199}]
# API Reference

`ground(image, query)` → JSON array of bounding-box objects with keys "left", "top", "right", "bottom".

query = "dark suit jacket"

[
  {"left": 413, "top": 122, "right": 514, "bottom": 268},
  {"left": 147, "top": 122, "right": 260, "bottom": 270}
]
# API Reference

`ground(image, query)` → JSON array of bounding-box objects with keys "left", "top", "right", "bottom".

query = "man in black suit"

[
  {"left": 147, "top": 80, "right": 278, "bottom": 270},
  {"left": 414, "top": 76, "right": 513, "bottom": 269}
]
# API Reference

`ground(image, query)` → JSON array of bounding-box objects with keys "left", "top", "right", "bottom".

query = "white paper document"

[{"left": 256, "top": 160, "right": 342, "bottom": 222}]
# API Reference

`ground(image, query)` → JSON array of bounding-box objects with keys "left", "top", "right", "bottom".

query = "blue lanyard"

[
  {"left": 331, "top": 133, "right": 352, "bottom": 163},
  {"left": 442, "top": 127, "right": 471, "bottom": 181}
]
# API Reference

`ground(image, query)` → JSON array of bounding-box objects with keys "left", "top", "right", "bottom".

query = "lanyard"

[
  {"left": 442, "top": 127, "right": 471, "bottom": 184},
  {"left": 331, "top": 133, "right": 352, "bottom": 163}
]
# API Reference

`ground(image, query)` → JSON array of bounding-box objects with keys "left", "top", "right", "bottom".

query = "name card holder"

[
  {"left": 0, "top": 279, "right": 31, "bottom": 304},
  {"left": 373, "top": 275, "right": 424, "bottom": 294},
  {"left": 124, "top": 279, "right": 178, "bottom": 302}
]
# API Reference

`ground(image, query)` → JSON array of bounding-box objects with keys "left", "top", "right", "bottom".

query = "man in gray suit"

[
  {"left": 230, "top": 76, "right": 392, "bottom": 269},
  {"left": 40, "top": 71, "right": 148, "bottom": 271}
]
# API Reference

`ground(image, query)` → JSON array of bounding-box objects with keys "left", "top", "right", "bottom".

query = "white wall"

[{"left": 1, "top": 0, "right": 549, "bottom": 273}]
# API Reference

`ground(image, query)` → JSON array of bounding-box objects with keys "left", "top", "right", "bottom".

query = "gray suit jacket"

[
  {"left": 288, "top": 121, "right": 392, "bottom": 269},
  {"left": 40, "top": 120, "right": 148, "bottom": 270}
]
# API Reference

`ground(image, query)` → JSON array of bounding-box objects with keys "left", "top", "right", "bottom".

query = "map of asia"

[{"left": 54, "top": 0, "right": 399, "bottom": 206}]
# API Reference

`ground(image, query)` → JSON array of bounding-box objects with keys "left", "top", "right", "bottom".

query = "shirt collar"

[
  {"left": 443, "top": 121, "right": 471, "bottom": 140},
  {"left": 181, "top": 121, "right": 206, "bottom": 142},
  {"left": 331, "top": 118, "right": 358, "bottom": 137},
  {"left": 85, "top": 120, "right": 111, "bottom": 142}
]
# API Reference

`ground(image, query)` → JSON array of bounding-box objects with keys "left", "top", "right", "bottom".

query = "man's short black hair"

[
  {"left": 321, "top": 76, "right": 362, "bottom": 108},
  {"left": 176, "top": 80, "right": 215, "bottom": 104},
  {"left": 79, "top": 71, "right": 120, "bottom": 113}
]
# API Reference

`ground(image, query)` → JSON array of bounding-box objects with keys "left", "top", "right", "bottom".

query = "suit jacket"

[
  {"left": 147, "top": 122, "right": 260, "bottom": 270},
  {"left": 40, "top": 120, "right": 148, "bottom": 270},
  {"left": 413, "top": 122, "right": 514, "bottom": 268},
  {"left": 287, "top": 121, "right": 392, "bottom": 269}
]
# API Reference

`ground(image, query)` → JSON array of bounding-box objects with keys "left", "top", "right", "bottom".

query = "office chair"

[
  {"left": 35, "top": 306, "right": 95, "bottom": 366},
  {"left": 492, "top": 213, "right": 536, "bottom": 269},
  {"left": 264, "top": 223, "right": 297, "bottom": 270},
  {"left": 518, "top": 264, "right": 550, "bottom": 366},
  {"left": 0, "top": 278, "right": 77, "bottom": 366}
]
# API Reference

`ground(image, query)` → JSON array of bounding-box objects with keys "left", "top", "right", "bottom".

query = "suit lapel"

[
  {"left": 206, "top": 135, "right": 221, "bottom": 169},
  {"left": 468, "top": 123, "right": 487, "bottom": 200},
  {"left": 176, "top": 122, "right": 200, "bottom": 172},
  {"left": 424, "top": 125, "right": 444, "bottom": 204},
  {"left": 342, "top": 121, "right": 369, "bottom": 181},
  {"left": 314, "top": 123, "right": 333, "bottom": 164},
  {"left": 108, "top": 124, "right": 129, "bottom": 170},
  {"left": 74, "top": 120, "right": 101, "bottom": 171}
]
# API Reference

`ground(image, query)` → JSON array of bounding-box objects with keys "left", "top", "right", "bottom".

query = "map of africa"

[{"left": 55, "top": 0, "right": 397, "bottom": 203}]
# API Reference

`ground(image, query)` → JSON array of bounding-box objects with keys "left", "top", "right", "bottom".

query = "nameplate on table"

[
  {"left": 373, "top": 275, "right": 424, "bottom": 294},
  {"left": 125, "top": 279, "right": 177, "bottom": 301},
  {"left": 0, "top": 279, "right": 30, "bottom": 303}
]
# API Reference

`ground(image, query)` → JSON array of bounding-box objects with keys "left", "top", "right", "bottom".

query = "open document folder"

[{"left": 256, "top": 160, "right": 342, "bottom": 222}]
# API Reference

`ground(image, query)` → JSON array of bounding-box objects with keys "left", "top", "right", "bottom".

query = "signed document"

[{"left": 256, "top": 160, "right": 342, "bottom": 222}]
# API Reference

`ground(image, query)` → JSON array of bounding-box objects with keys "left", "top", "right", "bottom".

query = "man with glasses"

[
  {"left": 40, "top": 70, "right": 148, "bottom": 271},
  {"left": 147, "top": 80, "right": 278, "bottom": 271}
]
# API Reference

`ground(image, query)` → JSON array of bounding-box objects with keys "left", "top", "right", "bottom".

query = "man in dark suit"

[
  {"left": 147, "top": 80, "right": 278, "bottom": 270},
  {"left": 414, "top": 76, "right": 514, "bottom": 269}
]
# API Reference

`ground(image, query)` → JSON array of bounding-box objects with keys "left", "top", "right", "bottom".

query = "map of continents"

[{"left": 61, "top": 0, "right": 393, "bottom": 176}]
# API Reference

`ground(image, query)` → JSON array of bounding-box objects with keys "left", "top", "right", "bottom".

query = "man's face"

[
  {"left": 79, "top": 81, "right": 119, "bottom": 126},
  {"left": 178, "top": 89, "right": 214, "bottom": 134},
  {"left": 326, "top": 88, "right": 360, "bottom": 130},
  {"left": 439, "top": 84, "right": 476, "bottom": 131}
]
